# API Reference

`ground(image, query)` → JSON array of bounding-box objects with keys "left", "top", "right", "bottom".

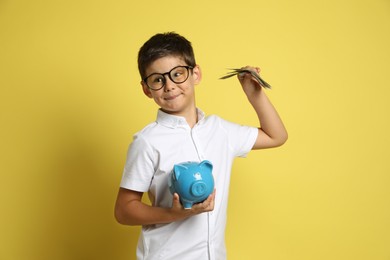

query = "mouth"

[{"left": 163, "top": 94, "right": 181, "bottom": 101}]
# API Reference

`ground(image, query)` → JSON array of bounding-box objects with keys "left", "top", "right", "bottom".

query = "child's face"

[{"left": 141, "top": 56, "right": 201, "bottom": 116}]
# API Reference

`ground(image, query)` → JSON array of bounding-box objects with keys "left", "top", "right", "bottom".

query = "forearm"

[
  {"left": 114, "top": 188, "right": 215, "bottom": 226},
  {"left": 247, "top": 88, "right": 288, "bottom": 148},
  {"left": 115, "top": 199, "right": 185, "bottom": 226}
]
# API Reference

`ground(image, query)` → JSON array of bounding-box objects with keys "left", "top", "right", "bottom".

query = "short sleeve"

[
  {"left": 218, "top": 117, "right": 258, "bottom": 158},
  {"left": 120, "top": 134, "right": 156, "bottom": 192}
]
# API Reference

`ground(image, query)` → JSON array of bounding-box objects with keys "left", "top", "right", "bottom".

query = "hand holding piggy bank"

[{"left": 168, "top": 160, "right": 214, "bottom": 209}]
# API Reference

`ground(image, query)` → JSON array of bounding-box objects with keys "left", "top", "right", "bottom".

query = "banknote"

[{"left": 219, "top": 68, "right": 272, "bottom": 89}]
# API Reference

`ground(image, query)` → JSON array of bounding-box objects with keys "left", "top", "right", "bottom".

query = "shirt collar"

[{"left": 156, "top": 108, "right": 205, "bottom": 128}]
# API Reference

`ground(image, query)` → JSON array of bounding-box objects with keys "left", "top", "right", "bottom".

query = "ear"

[
  {"left": 173, "top": 164, "right": 187, "bottom": 180},
  {"left": 192, "top": 65, "right": 202, "bottom": 85},
  {"left": 141, "top": 81, "right": 153, "bottom": 98},
  {"left": 199, "top": 160, "right": 213, "bottom": 172}
]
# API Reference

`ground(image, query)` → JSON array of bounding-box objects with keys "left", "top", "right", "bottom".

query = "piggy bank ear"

[
  {"left": 173, "top": 164, "right": 186, "bottom": 180},
  {"left": 199, "top": 160, "right": 213, "bottom": 172}
]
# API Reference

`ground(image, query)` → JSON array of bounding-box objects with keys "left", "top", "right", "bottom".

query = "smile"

[{"left": 163, "top": 94, "right": 181, "bottom": 101}]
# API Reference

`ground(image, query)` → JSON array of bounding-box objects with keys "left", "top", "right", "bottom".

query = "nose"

[{"left": 163, "top": 75, "right": 176, "bottom": 92}]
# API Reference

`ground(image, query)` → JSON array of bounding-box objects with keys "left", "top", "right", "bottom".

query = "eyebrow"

[{"left": 145, "top": 64, "right": 188, "bottom": 76}]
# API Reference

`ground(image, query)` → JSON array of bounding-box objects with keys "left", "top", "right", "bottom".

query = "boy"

[{"left": 115, "top": 32, "right": 287, "bottom": 260}]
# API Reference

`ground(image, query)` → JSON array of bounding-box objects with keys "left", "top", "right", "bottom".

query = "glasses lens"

[
  {"left": 146, "top": 74, "right": 165, "bottom": 90},
  {"left": 170, "top": 66, "right": 189, "bottom": 84},
  {"left": 144, "top": 66, "right": 192, "bottom": 90}
]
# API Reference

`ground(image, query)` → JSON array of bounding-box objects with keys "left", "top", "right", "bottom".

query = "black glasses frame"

[{"left": 143, "top": 65, "right": 194, "bottom": 91}]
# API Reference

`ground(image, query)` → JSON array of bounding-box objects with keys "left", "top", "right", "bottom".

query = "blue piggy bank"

[{"left": 168, "top": 160, "right": 214, "bottom": 209}]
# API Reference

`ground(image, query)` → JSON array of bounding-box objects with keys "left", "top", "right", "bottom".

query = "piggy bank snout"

[{"left": 191, "top": 181, "right": 208, "bottom": 197}]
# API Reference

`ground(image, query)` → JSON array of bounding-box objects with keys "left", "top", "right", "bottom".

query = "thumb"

[{"left": 172, "top": 193, "right": 182, "bottom": 207}]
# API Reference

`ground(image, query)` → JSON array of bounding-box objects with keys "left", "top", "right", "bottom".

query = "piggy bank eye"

[{"left": 194, "top": 172, "right": 202, "bottom": 180}]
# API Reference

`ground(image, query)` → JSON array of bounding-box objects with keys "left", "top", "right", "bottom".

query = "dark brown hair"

[{"left": 137, "top": 32, "right": 196, "bottom": 79}]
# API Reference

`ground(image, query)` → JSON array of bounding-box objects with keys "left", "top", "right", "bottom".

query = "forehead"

[{"left": 145, "top": 56, "right": 186, "bottom": 75}]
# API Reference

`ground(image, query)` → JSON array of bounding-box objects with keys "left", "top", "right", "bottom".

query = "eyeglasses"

[{"left": 143, "top": 65, "right": 193, "bottom": 91}]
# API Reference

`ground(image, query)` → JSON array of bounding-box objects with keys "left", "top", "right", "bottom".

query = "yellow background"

[{"left": 1, "top": 0, "right": 389, "bottom": 259}]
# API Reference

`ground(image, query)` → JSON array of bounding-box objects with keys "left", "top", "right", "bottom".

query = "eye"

[
  {"left": 147, "top": 75, "right": 164, "bottom": 84},
  {"left": 172, "top": 68, "right": 185, "bottom": 79},
  {"left": 152, "top": 76, "right": 164, "bottom": 83},
  {"left": 145, "top": 74, "right": 165, "bottom": 89}
]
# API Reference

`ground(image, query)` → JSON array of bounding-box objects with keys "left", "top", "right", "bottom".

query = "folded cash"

[{"left": 219, "top": 68, "right": 272, "bottom": 89}]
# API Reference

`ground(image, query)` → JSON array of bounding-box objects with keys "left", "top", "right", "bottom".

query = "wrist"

[
  {"left": 246, "top": 87, "right": 264, "bottom": 104},
  {"left": 168, "top": 206, "right": 192, "bottom": 222}
]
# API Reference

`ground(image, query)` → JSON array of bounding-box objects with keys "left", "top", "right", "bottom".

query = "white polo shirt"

[{"left": 120, "top": 109, "right": 258, "bottom": 260}]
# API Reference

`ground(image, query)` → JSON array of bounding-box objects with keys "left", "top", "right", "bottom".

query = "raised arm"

[{"left": 238, "top": 66, "right": 288, "bottom": 149}]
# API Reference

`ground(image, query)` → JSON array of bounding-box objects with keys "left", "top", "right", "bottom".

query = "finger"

[
  {"left": 238, "top": 72, "right": 248, "bottom": 81},
  {"left": 209, "top": 190, "right": 216, "bottom": 208},
  {"left": 172, "top": 193, "right": 182, "bottom": 208},
  {"left": 193, "top": 197, "right": 211, "bottom": 211},
  {"left": 203, "top": 193, "right": 215, "bottom": 210}
]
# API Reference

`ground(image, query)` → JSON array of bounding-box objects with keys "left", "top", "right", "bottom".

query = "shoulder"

[
  {"left": 133, "top": 121, "right": 159, "bottom": 139},
  {"left": 204, "top": 114, "right": 258, "bottom": 139},
  {"left": 204, "top": 114, "right": 225, "bottom": 125},
  {"left": 126, "top": 121, "right": 159, "bottom": 151},
  {"left": 204, "top": 114, "right": 240, "bottom": 129}
]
